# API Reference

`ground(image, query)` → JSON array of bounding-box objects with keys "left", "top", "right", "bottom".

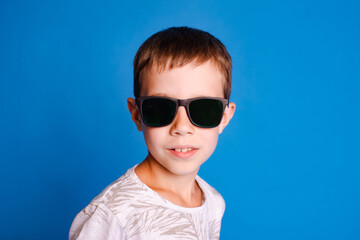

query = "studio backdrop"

[{"left": 0, "top": 0, "right": 359, "bottom": 239}]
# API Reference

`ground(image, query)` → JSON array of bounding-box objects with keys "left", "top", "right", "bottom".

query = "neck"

[{"left": 135, "top": 154, "right": 203, "bottom": 207}]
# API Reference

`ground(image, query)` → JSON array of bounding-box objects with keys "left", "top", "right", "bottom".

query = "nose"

[{"left": 170, "top": 106, "right": 194, "bottom": 136}]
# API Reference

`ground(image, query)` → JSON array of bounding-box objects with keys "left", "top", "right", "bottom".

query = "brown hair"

[{"left": 133, "top": 26, "right": 232, "bottom": 99}]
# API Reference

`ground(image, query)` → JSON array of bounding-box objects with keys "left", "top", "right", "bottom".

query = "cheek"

[
  {"left": 143, "top": 127, "right": 166, "bottom": 150},
  {"left": 200, "top": 129, "right": 220, "bottom": 153}
]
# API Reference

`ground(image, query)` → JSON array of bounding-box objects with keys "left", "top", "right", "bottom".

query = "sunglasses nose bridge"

[
  {"left": 170, "top": 106, "right": 194, "bottom": 136},
  {"left": 171, "top": 99, "right": 194, "bottom": 128},
  {"left": 177, "top": 99, "right": 189, "bottom": 107},
  {"left": 176, "top": 99, "right": 192, "bottom": 120}
]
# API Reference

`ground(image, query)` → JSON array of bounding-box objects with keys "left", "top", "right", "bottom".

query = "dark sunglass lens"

[
  {"left": 189, "top": 99, "right": 224, "bottom": 127},
  {"left": 142, "top": 98, "right": 176, "bottom": 127}
]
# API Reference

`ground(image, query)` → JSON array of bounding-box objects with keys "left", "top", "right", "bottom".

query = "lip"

[{"left": 167, "top": 145, "right": 199, "bottom": 159}]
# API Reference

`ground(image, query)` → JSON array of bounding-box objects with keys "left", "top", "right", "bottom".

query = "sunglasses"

[{"left": 135, "top": 96, "right": 229, "bottom": 128}]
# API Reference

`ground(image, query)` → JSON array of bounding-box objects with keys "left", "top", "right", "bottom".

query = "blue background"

[{"left": 1, "top": 0, "right": 359, "bottom": 239}]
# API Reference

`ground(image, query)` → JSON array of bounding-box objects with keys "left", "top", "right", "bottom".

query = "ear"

[
  {"left": 127, "top": 97, "right": 142, "bottom": 131},
  {"left": 218, "top": 102, "right": 236, "bottom": 134}
]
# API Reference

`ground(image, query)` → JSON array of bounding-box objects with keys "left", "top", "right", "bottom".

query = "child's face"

[{"left": 128, "top": 61, "right": 235, "bottom": 177}]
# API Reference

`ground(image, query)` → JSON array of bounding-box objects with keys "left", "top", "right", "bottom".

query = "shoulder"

[
  {"left": 69, "top": 201, "right": 126, "bottom": 240},
  {"left": 89, "top": 166, "right": 153, "bottom": 221},
  {"left": 94, "top": 166, "right": 143, "bottom": 206},
  {"left": 196, "top": 175, "right": 225, "bottom": 216},
  {"left": 69, "top": 166, "right": 148, "bottom": 239}
]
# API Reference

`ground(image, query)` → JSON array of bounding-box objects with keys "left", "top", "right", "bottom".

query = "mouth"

[
  {"left": 173, "top": 147, "right": 195, "bottom": 153},
  {"left": 168, "top": 146, "right": 199, "bottom": 158}
]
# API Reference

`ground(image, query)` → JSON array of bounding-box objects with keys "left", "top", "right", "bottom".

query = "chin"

[{"left": 162, "top": 161, "right": 203, "bottom": 177}]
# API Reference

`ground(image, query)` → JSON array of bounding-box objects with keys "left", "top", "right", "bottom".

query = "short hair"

[{"left": 133, "top": 26, "right": 232, "bottom": 99}]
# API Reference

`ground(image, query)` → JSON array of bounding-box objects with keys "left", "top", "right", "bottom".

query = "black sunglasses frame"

[{"left": 135, "top": 96, "right": 229, "bottom": 128}]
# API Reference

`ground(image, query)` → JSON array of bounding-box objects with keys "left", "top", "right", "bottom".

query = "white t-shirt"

[{"left": 69, "top": 166, "right": 225, "bottom": 240}]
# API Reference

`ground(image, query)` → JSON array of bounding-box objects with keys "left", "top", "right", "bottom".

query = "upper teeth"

[{"left": 174, "top": 148, "right": 192, "bottom": 153}]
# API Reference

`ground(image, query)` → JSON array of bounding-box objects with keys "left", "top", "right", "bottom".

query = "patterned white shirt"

[{"left": 69, "top": 166, "right": 225, "bottom": 240}]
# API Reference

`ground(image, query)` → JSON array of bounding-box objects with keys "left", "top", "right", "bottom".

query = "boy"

[{"left": 69, "top": 26, "right": 236, "bottom": 240}]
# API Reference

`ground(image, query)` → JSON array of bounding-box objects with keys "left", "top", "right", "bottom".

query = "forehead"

[{"left": 140, "top": 61, "right": 225, "bottom": 98}]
